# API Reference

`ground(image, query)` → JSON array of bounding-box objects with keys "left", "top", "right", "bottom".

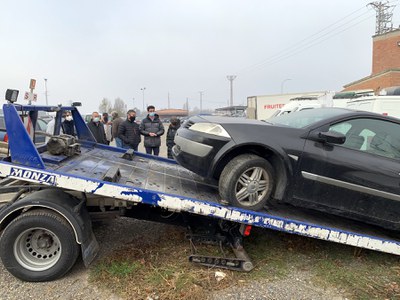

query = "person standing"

[
  {"left": 118, "top": 110, "right": 141, "bottom": 151},
  {"left": 62, "top": 111, "right": 75, "bottom": 136},
  {"left": 87, "top": 111, "right": 107, "bottom": 144},
  {"left": 139, "top": 105, "right": 164, "bottom": 156},
  {"left": 166, "top": 117, "right": 181, "bottom": 159},
  {"left": 102, "top": 112, "right": 112, "bottom": 145},
  {"left": 111, "top": 111, "right": 124, "bottom": 148}
]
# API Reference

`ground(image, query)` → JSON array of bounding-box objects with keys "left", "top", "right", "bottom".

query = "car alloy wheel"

[
  {"left": 219, "top": 154, "right": 275, "bottom": 211},
  {"left": 234, "top": 166, "right": 269, "bottom": 206}
]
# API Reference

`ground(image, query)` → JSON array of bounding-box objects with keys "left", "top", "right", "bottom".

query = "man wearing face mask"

[
  {"left": 62, "top": 111, "right": 75, "bottom": 136},
  {"left": 87, "top": 111, "right": 107, "bottom": 144},
  {"left": 118, "top": 109, "right": 141, "bottom": 151},
  {"left": 166, "top": 117, "right": 181, "bottom": 159},
  {"left": 139, "top": 105, "right": 164, "bottom": 156}
]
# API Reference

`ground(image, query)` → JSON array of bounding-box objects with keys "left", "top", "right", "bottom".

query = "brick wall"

[
  {"left": 342, "top": 71, "right": 400, "bottom": 92},
  {"left": 372, "top": 30, "right": 400, "bottom": 74}
]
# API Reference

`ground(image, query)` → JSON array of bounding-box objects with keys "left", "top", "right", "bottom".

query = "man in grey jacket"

[{"left": 139, "top": 105, "right": 164, "bottom": 156}]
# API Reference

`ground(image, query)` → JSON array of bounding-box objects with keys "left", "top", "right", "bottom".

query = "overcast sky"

[{"left": 1, "top": 0, "right": 399, "bottom": 113}]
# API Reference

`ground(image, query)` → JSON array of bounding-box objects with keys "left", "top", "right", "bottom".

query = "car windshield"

[{"left": 268, "top": 108, "right": 348, "bottom": 128}]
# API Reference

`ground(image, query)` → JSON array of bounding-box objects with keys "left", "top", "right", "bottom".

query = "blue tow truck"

[{"left": 0, "top": 89, "right": 400, "bottom": 282}]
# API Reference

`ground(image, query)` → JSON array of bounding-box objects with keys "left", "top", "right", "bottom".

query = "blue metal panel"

[
  {"left": 72, "top": 109, "right": 96, "bottom": 142},
  {"left": 14, "top": 105, "right": 77, "bottom": 112},
  {"left": 2, "top": 104, "right": 45, "bottom": 169}
]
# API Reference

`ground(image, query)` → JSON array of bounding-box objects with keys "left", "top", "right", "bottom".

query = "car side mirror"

[{"left": 318, "top": 131, "right": 346, "bottom": 145}]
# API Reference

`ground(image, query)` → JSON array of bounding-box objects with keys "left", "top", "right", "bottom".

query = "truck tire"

[
  {"left": 0, "top": 209, "right": 80, "bottom": 282},
  {"left": 219, "top": 154, "right": 275, "bottom": 211}
]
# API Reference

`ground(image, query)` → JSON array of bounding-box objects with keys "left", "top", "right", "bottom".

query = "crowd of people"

[{"left": 54, "top": 105, "right": 181, "bottom": 158}]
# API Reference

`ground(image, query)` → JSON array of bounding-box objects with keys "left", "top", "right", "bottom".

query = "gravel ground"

[
  {"left": 211, "top": 272, "right": 347, "bottom": 300},
  {"left": 0, "top": 217, "right": 348, "bottom": 300}
]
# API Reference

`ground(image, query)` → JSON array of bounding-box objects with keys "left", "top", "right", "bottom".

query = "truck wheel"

[
  {"left": 0, "top": 209, "right": 80, "bottom": 282},
  {"left": 219, "top": 154, "right": 275, "bottom": 211}
]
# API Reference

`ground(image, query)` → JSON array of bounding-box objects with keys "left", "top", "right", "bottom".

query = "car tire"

[
  {"left": 0, "top": 209, "right": 80, "bottom": 282},
  {"left": 219, "top": 154, "right": 275, "bottom": 211}
]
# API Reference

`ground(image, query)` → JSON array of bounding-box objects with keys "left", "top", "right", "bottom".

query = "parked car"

[
  {"left": 173, "top": 108, "right": 400, "bottom": 231},
  {"left": 0, "top": 115, "right": 48, "bottom": 144}
]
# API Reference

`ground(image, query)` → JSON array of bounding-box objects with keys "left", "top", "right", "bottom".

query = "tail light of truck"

[
  {"left": 243, "top": 225, "right": 252, "bottom": 237},
  {"left": 3, "top": 134, "right": 8, "bottom": 143}
]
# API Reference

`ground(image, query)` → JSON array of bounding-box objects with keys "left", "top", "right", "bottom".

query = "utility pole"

[
  {"left": 140, "top": 87, "right": 146, "bottom": 113},
  {"left": 226, "top": 75, "right": 237, "bottom": 106},
  {"left": 44, "top": 78, "right": 48, "bottom": 105},
  {"left": 132, "top": 97, "right": 135, "bottom": 109},
  {"left": 186, "top": 97, "right": 189, "bottom": 115},
  {"left": 199, "top": 91, "right": 204, "bottom": 113},
  {"left": 368, "top": 1, "right": 396, "bottom": 34}
]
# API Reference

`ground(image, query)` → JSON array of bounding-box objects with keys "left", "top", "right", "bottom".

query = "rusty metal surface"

[{"left": 53, "top": 148, "right": 220, "bottom": 202}]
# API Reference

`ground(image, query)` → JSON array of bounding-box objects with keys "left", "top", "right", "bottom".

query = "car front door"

[{"left": 295, "top": 117, "right": 400, "bottom": 227}]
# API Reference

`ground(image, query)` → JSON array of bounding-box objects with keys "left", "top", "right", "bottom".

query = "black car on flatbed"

[{"left": 173, "top": 108, "right": 400, "bottom": 231}]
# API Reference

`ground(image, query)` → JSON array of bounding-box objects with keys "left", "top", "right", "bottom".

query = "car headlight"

[{"left": 189, "top": 122, "right": 231, "bottom": 138}]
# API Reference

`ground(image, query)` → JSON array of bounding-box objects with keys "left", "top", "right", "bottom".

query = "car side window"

[
  {"left": 329, "top": 118, "right": 400, "bottom": 159},
  {"left": 329, "top": 122, "right": 352, "bottom": 135}
]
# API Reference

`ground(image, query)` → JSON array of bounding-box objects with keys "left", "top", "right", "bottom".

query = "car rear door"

[{"left": 295, "top": 117, "right": 400, "bottom": 226}]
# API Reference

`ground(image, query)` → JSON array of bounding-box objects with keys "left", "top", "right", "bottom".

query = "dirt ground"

[{"left": 0, "top": 217, "right": 347, "bottom": 300}]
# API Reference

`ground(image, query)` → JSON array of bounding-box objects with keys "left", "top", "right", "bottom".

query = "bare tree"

[
  {"left": 113, "top": 98, "right": 127, "bottom": 117},
  {"left": 99, "top": 98, "right": 112, "bottom": 114}
]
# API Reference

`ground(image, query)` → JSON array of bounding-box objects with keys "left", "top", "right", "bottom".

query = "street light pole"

[
  {"left": 280, "top": 78, "right": 292, "bottom": 94},
  {"left": 140, "top": 87, "right": 146, "bottom": 113},
  {"left": 199, "top": 91, "right": 204, "bottom": 113},
  {"left": 226, "top": 75, "right": 237, "bottom": 106},
  {"left": 132, "top": 97, "right": 135, "bottom": 109},
  {"left": 44, "top": 78, "right": 48, "bottom": 105}
]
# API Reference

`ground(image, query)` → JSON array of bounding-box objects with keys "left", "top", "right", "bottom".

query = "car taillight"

[
  {"left": 4, "top": 134, "right": 8, "bottom": 142},
  {"left": 382, "top": 112, "right": 388, "bottom": 116}
]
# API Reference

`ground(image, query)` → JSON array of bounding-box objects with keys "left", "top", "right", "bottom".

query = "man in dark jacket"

[
  {"left": 166, "top": 117, "right": 181, "bottom": 159},
  {"left": 111, "top": 111, "right": 124, "bottom": 148},
  {"left": 62, "top": 111, "right": 75, "bottom": 136},
  {"left": 118, "top": 109, "right": 141, "bottom": 151},
  {"left": 87, "top": 111, "right": 107, "bottom": 144},
  {"left": 139, "top": 105, "right": 164, "bottom": 156}
]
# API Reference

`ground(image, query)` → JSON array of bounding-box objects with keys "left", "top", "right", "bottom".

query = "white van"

[
  {"left": 271, "top": 92, "right": 345, "bottom": 117},
  {"left": 271, "top": 99, "right": 322, "bottom": 117},
  {"left": 346, "top": 96, "right": 400, "bottom": 118}
]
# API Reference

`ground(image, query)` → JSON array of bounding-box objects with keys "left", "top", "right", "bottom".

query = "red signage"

[
  {"left": 29, "top": 79, "right": 36, "bottom": 90},
  {"left": 264, "top": 104, "right": 285, "bottom": 110}
]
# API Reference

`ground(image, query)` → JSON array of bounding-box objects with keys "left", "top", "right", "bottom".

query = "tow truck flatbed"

[
  {"left": 0, "top": 98, "right": 400, "bottom": 282},
  {"left": 2, "top": 139, "right": 400, "bottom": 254}
]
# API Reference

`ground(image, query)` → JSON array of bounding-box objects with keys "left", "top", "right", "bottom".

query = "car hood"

[{"left": 191, "top": 115, "right": 268, "bottom": 126}]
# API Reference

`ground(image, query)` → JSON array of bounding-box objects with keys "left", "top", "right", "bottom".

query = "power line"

[
  {"left": 246, "top": 13, "right": 375, "bottom": 72},
  {"left": 191, "top": 2, "right": 398, "bottom": 106},
  {"left": 194, "top": 4, "right": 376, "bottom": 100},
  {"left": 237, "top": 8, "right": 375, "bottom": 75}
]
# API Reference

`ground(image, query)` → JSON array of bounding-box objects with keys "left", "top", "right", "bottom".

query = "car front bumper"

[{"left": 172, "top": 128, "right": 231, "bottom": 178}]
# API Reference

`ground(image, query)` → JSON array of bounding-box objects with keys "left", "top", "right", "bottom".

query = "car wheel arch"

[{"left": 211, "top": 143, "right": 292, "bottom": 200}]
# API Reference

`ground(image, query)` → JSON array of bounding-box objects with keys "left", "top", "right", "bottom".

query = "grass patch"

[{"left": 89, "top": 223, "right": 400, "bottom": 300}]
